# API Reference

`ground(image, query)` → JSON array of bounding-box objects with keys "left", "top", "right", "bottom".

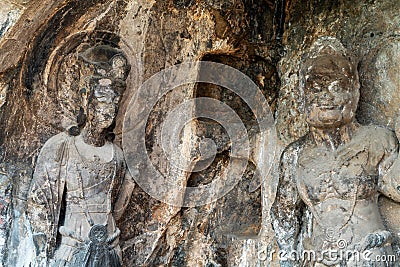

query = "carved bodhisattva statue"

[
  {"left": 271, "top": 37, "right": 400, "bottom": 266},
  {"left": 26, "top": 45, "right": 134, "bottom": 267}
]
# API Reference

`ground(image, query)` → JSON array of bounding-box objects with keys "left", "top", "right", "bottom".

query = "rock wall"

[{"left": 0, "top": 0, "right": 399, "bottom": 266}]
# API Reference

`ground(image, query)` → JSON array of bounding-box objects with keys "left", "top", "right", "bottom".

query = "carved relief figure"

[
  {"left": 271, "top": 37, "right": 400, "bottom": 266},
  {"left": 26, "top": 45, "right": 134, "bottom": 267}
]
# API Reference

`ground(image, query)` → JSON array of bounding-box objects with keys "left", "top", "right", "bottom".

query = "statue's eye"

[
  {"left": 307, "top": 81, "right": 321, "bottom": 93},
  {"left": 94, "top": 91, "right": 106, "bottom": 98},
  {"left": 97, "top": 97, "right": 109, "bottom": 103},
  {"left": 330, "top": 84, "right": 341, "bottom": 92}
]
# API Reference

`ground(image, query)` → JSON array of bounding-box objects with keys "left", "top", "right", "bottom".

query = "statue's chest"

[
  {"left": 297, "top": 145, "right": 378, "bottom": 203},
  {"left": 65, "top": 156, "right": 118, "bottom": 195}
]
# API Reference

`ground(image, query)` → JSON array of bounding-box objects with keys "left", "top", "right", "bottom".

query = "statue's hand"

[
  {"left": 32, "top": 232, "right": 47, "bottom": 255},
  {"left": 114, "top": 171, "right": 135, "bottom": 221},
  {"left": 395, "top": 116, "right": 400, "bottom": 140},
  {"left": 361, "top": 231, "right": 392, "bottom": 251}
]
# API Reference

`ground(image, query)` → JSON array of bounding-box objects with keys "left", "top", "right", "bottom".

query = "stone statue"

[
  {"left": 26, "top": 45, "right": 134, "bottom": 267},
  {"left": 271, "top": 37, "right": 400, "bottom": 266}
]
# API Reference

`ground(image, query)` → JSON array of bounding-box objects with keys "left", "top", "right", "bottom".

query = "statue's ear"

[
  {"left": 104, "top": 120, "right": 116, "bottom": 142},
  {"left": 105, "top": 132, "right": 115, "bottom": 142},
  {"left": 68, "top": 126, "right": 80, "bottom": 137},
  {"left": 77, "top": 107, "right": 87, "bottom": 127}
]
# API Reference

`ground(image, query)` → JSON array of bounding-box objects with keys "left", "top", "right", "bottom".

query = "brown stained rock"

[
  {"left": 115, "top": 2, "right": 280, "bottom": 266},
  {"left": 357, "top": 36, "right": 400, "bottom": 129},
  {"left": 0, "top": 0, "right": 399, "bottom": 266}
]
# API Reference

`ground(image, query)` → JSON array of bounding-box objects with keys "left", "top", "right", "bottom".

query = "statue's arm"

[
  {"left": 27, "top": 170, "right": 53, "bottom": 234},
  {"left": 378, "top": 129, "right": 400, "bottom": 202},
  {"left": 379, "top": 159, "right": 400, "bottom": 202},
  {"left": 114, "top": 166, "right": 135, "bottom": 221},
  {"left": 270, "top": 145, "right": 303, "bottom": 267},
  {"left": 26, "top": 133, "right": 68, "bottom": 260},
  {"left": 27, "top": 176, "right": 52, "bottom": 262}
]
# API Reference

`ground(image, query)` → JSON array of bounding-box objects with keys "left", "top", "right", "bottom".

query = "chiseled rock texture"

[
  {"left": 0, "top": 0, "right": 398, "bottom": 266},
  {"left": 275, "top": 0, "right": 400, "bottom": 262}
]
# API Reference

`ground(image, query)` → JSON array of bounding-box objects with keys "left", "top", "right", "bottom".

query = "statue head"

[
  {"left": 300, "top": 37, "right": 360, "bottom": 129},
  {"left": 78, "top": 45, "right": 130, "bottom": 132}
]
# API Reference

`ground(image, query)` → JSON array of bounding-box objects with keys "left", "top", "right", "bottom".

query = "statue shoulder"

[
  {"left": 36, "top": 132, "right": 71, "bottom": 163},
  {"left": 41, "top": 132, "right": 70, "bottom": 149},
  {"left": 358, "top": 125, "right": 397, "bottom": 150},
  {"left": 281, "top": 135, "right": 310, "bottom": 163},
  {"left": 359, "top": 125, "right": 395, "bottom": 137},
  {"left": 112, "top": 143, "right": 124, "bottom": 161}
]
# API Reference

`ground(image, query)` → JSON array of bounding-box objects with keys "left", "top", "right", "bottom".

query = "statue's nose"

[
  {"left": 99, "top": 78, "right": 112, "bottom": 86},
  {"left": 320, "top": 89, "right": 334, "bottom": 102}
]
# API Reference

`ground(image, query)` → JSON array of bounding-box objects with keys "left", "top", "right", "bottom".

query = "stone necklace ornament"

[
  {"left": 303, "top": 178, "right": 359, "bottom": 240},
  {"left": 68, "top": 139, "right": 122, "bottom": 267},
  {"left": 297, "top": 156, "right": 361, "bottom": 266}
]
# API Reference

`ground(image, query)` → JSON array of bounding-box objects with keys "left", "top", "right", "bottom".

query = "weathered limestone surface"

[
  {"left": 275, "top": 2, "right": 400, "bottom": 264},
  {"left": 0, "top": 2, "right": 22, "bottom": 40},
  {"left": 0, "top": 0, "right": 398, "bottom": 266}
]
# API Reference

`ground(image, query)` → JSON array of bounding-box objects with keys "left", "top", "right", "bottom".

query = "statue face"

[
  {"left": 304, "top": 56, "right": 359, "bottom": 129},
  {"left": 88, "top": 78, "right": 121, "bottom": 130}
]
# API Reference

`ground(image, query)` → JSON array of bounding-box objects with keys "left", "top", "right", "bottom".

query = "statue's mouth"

[{"left": 316, "top": 105, "right": 342, "bottom": 110}]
